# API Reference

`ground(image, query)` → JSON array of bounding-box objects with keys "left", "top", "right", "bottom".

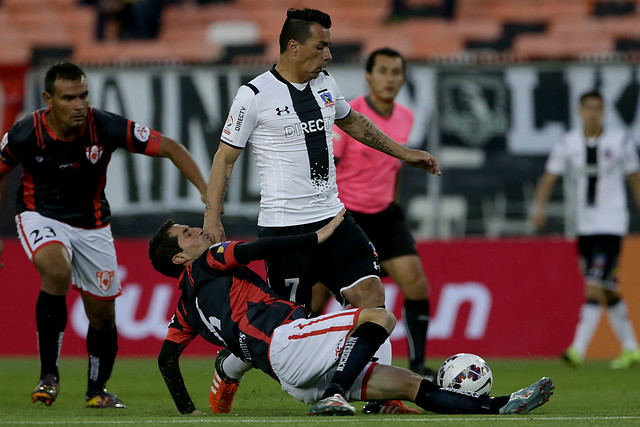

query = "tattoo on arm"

[
  {"left": 362, "top": 130, "right": 393, "bottom": 155},
  {"left": 358, "top": 113, "right": 394, "bottom": 155},
  {"left": 219, "top": 176, "right": 230, "bottom": 206}
]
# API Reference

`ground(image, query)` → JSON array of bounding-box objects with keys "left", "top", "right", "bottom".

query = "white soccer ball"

[{"left": 437, "top": 353, "right": 493, "bottom": 395}]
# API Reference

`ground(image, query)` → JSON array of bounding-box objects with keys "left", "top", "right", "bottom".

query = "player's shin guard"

[
  {"left": 35, "top": 291, "right": 67, "bottom": 379},
  {"left": 86, "top": 326, "right": 118, "bottom": 396},
  {"left": 403, "top": 299, "right": 430, "bottom": 369},
  {"left": 322, "top": 322, "right": 389, "bottom": 399},
  {"left": 414, "top": 379, "right": 507, "bottom": 414}
]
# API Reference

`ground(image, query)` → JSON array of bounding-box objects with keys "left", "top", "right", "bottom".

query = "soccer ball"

[{"left": 437, "top": 353, "right": 493, "bottom": 395}]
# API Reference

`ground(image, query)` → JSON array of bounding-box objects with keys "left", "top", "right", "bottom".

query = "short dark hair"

[
  {"left": 279, "top": 8, "right": 331, "bottom": 53},
  {"left": 148, "top": 219, "right": 184, "bottom": 279},
  {"left": 580, "top": 90, "right": 603, "bottom": 105},
  {"left": 44, "top": 62, "right": 86, "bottom": 95},
  {"left": 365, "top": 47, "right": 406, "bottom": 75}
]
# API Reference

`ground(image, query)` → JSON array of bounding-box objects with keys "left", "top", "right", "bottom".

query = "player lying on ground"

[{"left": 149, "top": 210, "right": 554, "bottom": 416}]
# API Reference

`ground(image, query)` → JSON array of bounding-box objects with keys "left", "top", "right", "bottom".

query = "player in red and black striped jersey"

[
  {"left": 2, "top": 106, "right": 161, "bottom": 228},
  {"left": 0, "top": 62, "right": 207, "bottom": 408},
  {"left": 150, "top": 210, "right": 554, "bottom": 416}
]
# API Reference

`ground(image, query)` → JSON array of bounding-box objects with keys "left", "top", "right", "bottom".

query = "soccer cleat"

[
  {"left": 85, "top": 389, "right": 127, "bottom": 408},
  {"left": 561, "top": 347, "right": 583, "bottom": 367},
  {"left": 362, "top": 400, "right": 420, "bottom": 414},
  {"left": 610, "top": 349, "right": 640, "bottom": 369},
  {"left": 31, "top": 374, "right": 60, "bottom": 406},
  {"left": 499, "top": 377, "right": 554, "bottom": 415},
  {"left": 309, "top": 394, "right": 356, "bottom": 416},
  {"left": 410, "top": 364, "right": 438, "bottom": 384},
  {"left": 209, "top": 348, "right": 240, "bottom": 414}
]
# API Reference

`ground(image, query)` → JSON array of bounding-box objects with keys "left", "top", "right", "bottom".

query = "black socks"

[
  {"left": 35, "top": 291, "right": 67, "bottom": 379},
  {"left": 404, "top": 299, "right": 430, "bottom": 370},
  {"left": 86, "top": 325, "right": 118, "bottom": 396},
  {"left": 414, "top": 379, "right": 508, "bottom": 414},
  {"left": 322, "top": 322, "right": 389, "bottom": 399}
]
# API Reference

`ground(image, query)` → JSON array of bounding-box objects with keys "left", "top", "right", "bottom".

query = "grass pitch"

[{"left": 1, "top": 356, "right": 639, "bottom": 426}]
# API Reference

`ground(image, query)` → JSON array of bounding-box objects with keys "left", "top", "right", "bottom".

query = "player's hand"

[
  {"left": 402, "top": 149, "right": 442, "bottom": 176},
  {"left": 316, "top": 209, "right": 345, "bottom": 244},
  {"left": 0, "top": 236, "right": 4, "bottom": 270},
  {"left": 533, "top": 207, "right": 547, "bottom": 230},
  {"left": 204, "top": 219, "right": 226, "bottom": 244}
]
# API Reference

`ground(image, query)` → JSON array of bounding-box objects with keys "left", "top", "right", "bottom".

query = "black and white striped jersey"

[
  {"left": 546, "top": 127, "right": 639, "bottom": 235},
  {"left": 220, "top": 66, "right": 350, "bottom": 227}
]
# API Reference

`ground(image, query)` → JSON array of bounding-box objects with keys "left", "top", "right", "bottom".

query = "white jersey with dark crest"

[{"left": 221, "top": 67, "right": 350, "bottom": 227}]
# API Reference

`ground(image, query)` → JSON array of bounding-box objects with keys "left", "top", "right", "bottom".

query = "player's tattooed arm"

[
  {"left": 335, "top": 109, "right": 442, "bottom": 175},
  {"left": 204, "top": 142, "right": 242, "bottom": 242},
  {"left": 336, "top": 109, "right": 400, "bottom": 157}
]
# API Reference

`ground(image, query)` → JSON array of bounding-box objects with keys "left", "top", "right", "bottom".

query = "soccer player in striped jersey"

[
  {"left": 0, "top": 62, "right": 207, "bottom": 407},
  {"left": 150, "top": 210, "right": 554, "bottom": 416},
  {"left": 534, "top": 90, "right": 640, "bottom": 369},
  {"left": 203, "top": 8, "right": 440, "bottom": 414}
]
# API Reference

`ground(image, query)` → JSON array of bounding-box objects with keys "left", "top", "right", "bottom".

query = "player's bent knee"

[
  {"left": 343, "top": 278, "right": 385, "bottom": 308},
  {"left": 358, "top": 308, "right": 396, "bottom": 334}
]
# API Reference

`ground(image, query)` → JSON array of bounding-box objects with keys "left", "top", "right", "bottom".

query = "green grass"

[{"left": 1, "top": 357, "right": 639, "bottom": 426}]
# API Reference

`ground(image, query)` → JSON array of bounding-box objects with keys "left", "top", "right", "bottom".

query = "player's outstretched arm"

[
  {"left": 233, "top": 210, "right": 345, "bottom": 265},
  {"left": 156, "top": 136, "right": 208, "bottom": 203},
  {"left": 158, "top": 340, "right": 199, "bottom": 414},
  {"left": 335, "top": 109, "right": 441, "bottom": 176},
  {"left": 204, "top": 142, "right": 243, "bottom": 243}
]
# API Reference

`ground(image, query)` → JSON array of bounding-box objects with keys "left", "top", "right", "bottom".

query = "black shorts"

[
  {"left": 349, "top": 203, "right": 417, "bottom": 262},
  {"left": 577, "top": 234, "right": 622, "bottom": 288},
  {"left": 258, "top": 213, "right": 380, "bottom": 309}
]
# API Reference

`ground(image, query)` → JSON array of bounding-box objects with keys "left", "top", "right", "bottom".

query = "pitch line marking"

[{"left": 3, "top": 416, "right": 640, "bottom": 424}]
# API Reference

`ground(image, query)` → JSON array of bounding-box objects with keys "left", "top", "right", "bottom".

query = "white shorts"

[
  {"left": 268, "top": 308, "right": 376, "bottom": 404},
  {"left": 16, "top": 211, "right": 122, "bottom": 300}
]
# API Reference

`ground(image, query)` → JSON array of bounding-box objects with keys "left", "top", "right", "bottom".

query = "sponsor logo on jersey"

[
  {"left": 235, "top": 106, "right": 246, "bottom": 132},
  {"left": 85, "top": 144, "right": 104, "bottom": 164},
  {"left": 0, "top": 132, "right": 7, "bottom": 151},
  {"left": 275, "top": 106, "right": 290, "bottom": 115},
  {"left": 224, "top": 115, "right": 233, "bottom": 135},
  {"left": 97, "top": 270, "right": 115, "bottom": 292},
  {"left": 133, "top": 123, "right": 150, "bottom": 142},
  {"left": 59, "top": 162, "right": 80, "bottom": 170},
  {"left": 320, "top": 92, "right": 334, "bottom": 107},
  {"left": 284, "top": 117, "right": 333, "bottom": 138}
]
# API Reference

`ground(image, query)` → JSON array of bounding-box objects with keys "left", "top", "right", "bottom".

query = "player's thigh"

[
  {"left": 259, "top": 223, "right": 319, "bottom": 306},
  {"left": 318, "top": 214, "right": 382, "bottom": 306},
  {"left": 269, "top": 308, "right": 363, "bottom": 402},
  {"left": 351, "top": 203, "right": 418, "bottom": 263},
  {"left": 69, "top": 225, "right": 122, "bottom": 300},
  {"left": 381, "top": 254, "right": 428, "bottom": 300},
  {"left": 579, "top": 234, "right": 622, "bottom": 290},
  {"left": 16, "top": 212, "right": 73, "bottom": 294}
]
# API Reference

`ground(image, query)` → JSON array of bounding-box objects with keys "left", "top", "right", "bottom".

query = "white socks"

[
  {"left": 570, "top": 302, "right": 602, "bottom": 357},
  {"left": 372, "top": 337, "right": 392, "bottom": 365},
  {"left": 222, "top": 352, "right": 253, "bottom": 381},
  {"left": 607, "top": 300, "right": 640, "bottom": 351}
]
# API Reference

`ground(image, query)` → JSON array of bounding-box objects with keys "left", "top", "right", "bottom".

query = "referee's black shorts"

[
  {"left": 259, "top": 212, "right": 380, "bottom": 309},
  {"left": 349, "top": 202, "right": 418, "bottom": 263}
]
